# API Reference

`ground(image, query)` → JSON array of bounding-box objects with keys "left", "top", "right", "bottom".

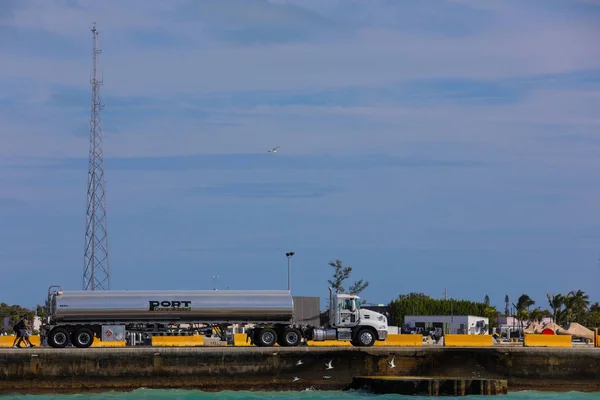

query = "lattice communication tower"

[{"left": 83, "top": 22, "right": 110, "bottom": 290}]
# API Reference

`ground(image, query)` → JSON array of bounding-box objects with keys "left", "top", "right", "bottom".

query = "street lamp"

[
  {"left": 286, "top": 252, "right": 295, "bottom": 292},
  {"left": 212, "top": 274, "right": 219, "bottom": 290}
]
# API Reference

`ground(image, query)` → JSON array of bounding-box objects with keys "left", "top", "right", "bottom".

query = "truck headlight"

[
  {"left": 378, "top": 315, "right": 384, "bottom": 321},
  {"left": 378, "top": 325, "right": 387, "bottom": 330}
]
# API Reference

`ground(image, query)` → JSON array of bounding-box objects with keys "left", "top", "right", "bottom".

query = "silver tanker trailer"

[{"left": 41, "top": 286, "right": 388, "bottom": 348}]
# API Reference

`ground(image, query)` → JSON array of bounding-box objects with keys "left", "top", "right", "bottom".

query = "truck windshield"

[{"left": 354, "top": 299, "right": 360, "bottom": 310}]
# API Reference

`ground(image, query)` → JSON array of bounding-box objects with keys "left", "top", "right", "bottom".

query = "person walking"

[{"left": 12, "top": 315, "right": 35, "bottom": 348}]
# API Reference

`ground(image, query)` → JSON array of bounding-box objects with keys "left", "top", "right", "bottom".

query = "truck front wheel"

[{"left": 354, "top": 328, "right": 376, "bottom": 347}]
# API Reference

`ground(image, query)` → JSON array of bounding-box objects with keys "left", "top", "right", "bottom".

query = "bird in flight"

[
  {"left": 268, "top": 146, "right": 280, "bottom": 153},
  {"left": 325, "top": 360, "right": 334, "bottom": 370},
  {"left": 388, "top": 356, "right": 396, "bottom": 369}
]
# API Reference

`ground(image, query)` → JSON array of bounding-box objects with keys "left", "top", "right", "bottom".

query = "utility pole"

[{"left": 83, "top": 22, "right": 110, "bottom": 291}]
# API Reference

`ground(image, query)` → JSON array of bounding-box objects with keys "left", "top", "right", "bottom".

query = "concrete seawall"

[{"left": 1, "top": 347, "right": 599, "bottom": 394}]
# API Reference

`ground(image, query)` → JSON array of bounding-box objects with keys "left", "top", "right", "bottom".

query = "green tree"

[
  {"left": 327, "top": 259, "right": 352, "bottom": 293},
  {"left": 529, "top": 307, "right": 550, "bottom": 323},
  {"left": 587, "top": 302, "right": 600, "bottom": 328},
  {"left": 546, "top": 293, "right": 564, "bottom": 323},
  {"left": 515, "top": 294, "right": 535, "bottom": 312},
  {"left": 327, "top": 259, "right": 369, "bottom": 297},
  {"left": 388, "top": 293, "right": 500, "bottom": 331},
  {"left": 0, "top": 303, "right": 35, "bottom": 333},
  {"left": 36, "top": 304, "right": 48, "bottom": 320},
  {"left": 348, "top": 279, "right": 369, "bottom": 298},
  {"left": 565, "top": 290, "right": 589, "bottom": 324},
  {"left": 512, "top": 294, "right": 535, "bottom": 331}
]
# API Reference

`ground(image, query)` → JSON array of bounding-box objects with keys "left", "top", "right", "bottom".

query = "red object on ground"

[{"left": 541, "top": 328, "right": 556, "bottom": 335}]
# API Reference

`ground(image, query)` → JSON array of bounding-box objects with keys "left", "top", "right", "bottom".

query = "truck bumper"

[{"left": 377, "top": 329, "right": 388, "bottom": 340}]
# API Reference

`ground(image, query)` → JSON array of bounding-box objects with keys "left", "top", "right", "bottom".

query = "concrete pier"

[
  {"left": 351, "top": 376, "right": 508, "bottom": 396},
  {"left": 0, "top": 346, "right": 599, "bottom": 394}
]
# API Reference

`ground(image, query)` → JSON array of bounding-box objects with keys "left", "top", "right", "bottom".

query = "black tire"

[
  {"left": 354, "top": 328, "right": 376, "bottom": 347},
  {"left": 48, "top": 327, "right": 70, "bottom": 348},
  {"left": 256, "top": 328, "right": 277, "bottom": 347},
  {"left": 279, "top": 328, "right": 302, "bottom": 347},
  {"left": 72, "top": 327, "right": 95, "bottom": 348}
]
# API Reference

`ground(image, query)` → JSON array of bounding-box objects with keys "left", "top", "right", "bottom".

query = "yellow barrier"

[
  {"left": 233, "top": 333, "right": 252, "bottom": 346},
  {"left": 151, "top": 335, "right": 204, "bottom": 347},
  {"left": 1, "top": 335, "right": 126, "bottom": 348},
  {"left": 524, "top": 334, "right": 572, "bottom": 348},
  {"left": 306, "top": 340, "right": 352, "bottom": 346},
  {"left": 0, "top": 335, "right": 40, "bottom": 348},
  {"left": 0, "top": 335, "right": 40, "bottom": 347},
  {"left": 444, "top": 334, "right": 493, "bottom": 347},
  {"left": 597, "top": 336, "right": 600, "bottom": 348},
  {"left": 375, "top": 334, "right": 423, "bottom": 347},
  {"left": 92, "top": 340, "right": 126, "bottom": 347}
]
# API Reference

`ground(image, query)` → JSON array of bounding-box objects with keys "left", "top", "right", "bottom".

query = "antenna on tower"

[{"left": 83, "top": 22, "right": 110, "bottom": 291}]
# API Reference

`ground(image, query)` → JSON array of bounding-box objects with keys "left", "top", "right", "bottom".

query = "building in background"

[{"left": 404, "top": 315, "right": 490, "bottom": 336}]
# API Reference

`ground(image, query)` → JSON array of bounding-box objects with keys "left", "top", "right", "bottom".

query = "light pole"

[
  {"left": 212, "top": 274, "right": 219, "bottom": 290},
  {"left": 286, "top": 252, "right": 295, "bottom": 292}
]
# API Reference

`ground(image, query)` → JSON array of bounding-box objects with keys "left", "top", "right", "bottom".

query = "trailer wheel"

[
  {"left": 48, "top": 327, "right": 70, "bottom": 348},
  {"left": 256, "top": 328, "right": 277, "bottom": 347},
  {"left": 355, "top": 328, "right": 375, "bottom": 347},
  {"left": 279, "top": 328, "right": 301, "bottom": 347},
  {"left": 72, "top": 328, "right": 95, "bottom": 348}
]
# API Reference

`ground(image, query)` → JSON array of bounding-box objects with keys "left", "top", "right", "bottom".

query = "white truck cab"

[{"left": 315, "top": 288, "right": 388, "bottom": 346}]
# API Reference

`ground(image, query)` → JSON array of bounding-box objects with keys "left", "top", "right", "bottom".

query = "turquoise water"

[{"left": 1, "top": 390, "right": 599, "bottom": 400}]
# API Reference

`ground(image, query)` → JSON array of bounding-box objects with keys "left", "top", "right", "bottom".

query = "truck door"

[{"left": 337, "top": 298, "right": 358, "bottom": 327}]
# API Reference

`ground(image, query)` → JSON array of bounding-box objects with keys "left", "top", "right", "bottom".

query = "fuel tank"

[{"left": 51, "top": 290, "right": 294, "bottom": 323}]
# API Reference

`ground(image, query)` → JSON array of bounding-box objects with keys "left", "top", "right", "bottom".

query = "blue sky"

[{"left": 1, "top": 0, "right": 600, "bottom": 314}]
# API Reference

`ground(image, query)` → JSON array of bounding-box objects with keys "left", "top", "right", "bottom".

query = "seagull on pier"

[
  {"left": 268, "top": 146, "right": 280, "bottom": 153},
  {"left": 325, "top": 360, "right": 334, "bottom": 370},
  {"left": 388, "top": 356, "right": 396, "bottom": 369}
]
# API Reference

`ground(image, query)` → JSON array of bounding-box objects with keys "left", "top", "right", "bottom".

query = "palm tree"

[
  {"left": 547, "top": 293, "right": 564, "bottom": 323},
  {"left": 567, "top": 290, "right": 590, "bottom": 324},
  {"left": 529, "top": 308, "right": 546, "bottom": 323},
  {"left": 516, "top": 294, "right": 535, "bottom": 313},
  {"left": 513, "top": 294, "right": 535, "bottom": 332}
]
